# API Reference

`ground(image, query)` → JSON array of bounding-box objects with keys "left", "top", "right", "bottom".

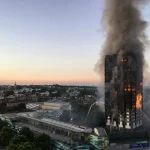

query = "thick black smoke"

[
  {"left": 94, "top": 0, "right": 149, "bottom": 128},
  {"left": 95, "top": 0, "right": 149, "bottom": 80}
]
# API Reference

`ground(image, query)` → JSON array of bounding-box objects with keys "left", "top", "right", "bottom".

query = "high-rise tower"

[{"left": 105, "top": 54, "right": 143, "bottom": 132}]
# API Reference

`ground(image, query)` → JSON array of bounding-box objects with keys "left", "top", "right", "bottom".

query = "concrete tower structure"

[{"left": 105, "top": 54, "right": 143, "bottom": 132}]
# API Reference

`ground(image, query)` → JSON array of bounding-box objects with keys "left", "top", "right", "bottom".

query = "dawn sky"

[{"left": 0, "top": 0, "right": 150, "bottom": 85}]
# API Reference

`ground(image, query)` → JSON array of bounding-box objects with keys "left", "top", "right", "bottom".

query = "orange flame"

[
  {"left": 122, "top": 59, "right": 126, "bottom": 62},
  {"left": 136, "top": 93, "right": 142, "bottom": 109}
]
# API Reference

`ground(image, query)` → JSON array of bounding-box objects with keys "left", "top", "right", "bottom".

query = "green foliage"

[
  {"left": 35, "top": 133, "right": 51, "bottom": 150},
  {"left": 5, "top": 142, "right": 41, "bottom": 150},
  {"left": 5, "top": 130, "right": 41, "bottom": 150},
  {"left": 17, "top": 142, "right": 41, "bottom": 150},
  {"left": 39, "top": 87, "right": 47, "bottom": 93},
  {"left": 78, "top": 88, "right": 96, "bottom": 97},
  {"left": 49, "top": 85, "right": 67, "bottom": 97},
  {"left": 0, "top": 127, "right": 14, "bottom": 146},
  {"left": 5, "top": 143, "right": 18, "bottom": 150},
  {"left": 32, "top": 89, "right": 36, "bottom": 94},
  {"left": 10, "top": 135, "right": 28, "bottom": 145},
  {"left": 0, "top": 119, "right": 8, "bottom": 130},
  {"left": 16, "top": 85, "right": 23, "bottom": 90},
  {"left": 0, "top": 119, "right": 51, "bottom": 150},
  {"left": 4, "top": 90, "right": 14, "bottom": 97},
  {"left": 19, "top": 127, "right": 34, "bottom": 142}
]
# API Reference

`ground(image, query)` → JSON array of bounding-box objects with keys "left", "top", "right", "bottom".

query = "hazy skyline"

[{"left": 1, "top": 0, "right": 150, "bottom": 85}]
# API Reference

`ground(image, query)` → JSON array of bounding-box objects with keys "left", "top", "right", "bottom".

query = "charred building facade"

[{"left": 105, "top": 54, "right": 143, "bottom": 132}]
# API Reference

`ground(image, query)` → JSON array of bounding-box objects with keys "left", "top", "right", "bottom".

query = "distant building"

[
  {"left": 26, "top": 103, "right": 40, "bottom": 110},
  {"left": 6, "top": 95, "right": 27, "bottom": 108},
  {"left": 41, "top": 102, "right": 71, "bottom": 122},
  {"left": 42, "top": 102, "right": 61, "bottom": 110}
]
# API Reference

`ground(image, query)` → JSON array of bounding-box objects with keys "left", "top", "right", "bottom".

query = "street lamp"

[{"left": 84, "top": 101, "right": 99, "bottom": 126}]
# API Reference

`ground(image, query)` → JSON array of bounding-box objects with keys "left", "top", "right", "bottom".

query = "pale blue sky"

[{"left": 0, "top": 0, "right": 150, "bottom": 85}]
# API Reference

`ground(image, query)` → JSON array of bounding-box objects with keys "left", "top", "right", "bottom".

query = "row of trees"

[
  {"left": 3, "top": 85, "right": 97, "bottom": 99},
  {"left": 0, "top": 119, "right": 52, "bottom": 150},
  {"left": 78, "top": 88, "right": 96, "bottom": 97}
]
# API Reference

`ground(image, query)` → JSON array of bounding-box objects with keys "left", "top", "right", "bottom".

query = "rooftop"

[
  {"left": 26, "top": 103, "right": 40, "bottom": 109},
  {"left": 18, "top": 113, "right": 92, "bottom": 133}
]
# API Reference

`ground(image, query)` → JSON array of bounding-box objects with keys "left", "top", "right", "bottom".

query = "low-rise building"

[{"left": 16, "top": 112, "right": 109, "bottom": 150}]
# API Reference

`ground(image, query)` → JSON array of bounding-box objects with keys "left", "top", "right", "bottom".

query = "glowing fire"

[
  {"left": 121, "top": 59, "right": 127, "bottom": 62},
  {"left": 136, "top": 93, "right": 142, "bottom": 109}
]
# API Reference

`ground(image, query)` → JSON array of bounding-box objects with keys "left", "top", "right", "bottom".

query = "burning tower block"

[{"left": 105, "top": 54, "right": 143, "bottom": 132}]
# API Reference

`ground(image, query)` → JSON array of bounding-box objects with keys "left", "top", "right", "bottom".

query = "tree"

[
  {"left": 35, "top": 133, "right": 51, "bottom": 150},
  {"left": 5, "top": 143, "right": 18, "bottom": 150},
  {"left": 4, "top": 90, "right": 14, "bottom": 97},
  {"left": 16, "top": 85, "right": 23, "bottom": 90},
  {"left": 5, "top": 142, "right": 41, "bottom": 150},
  {"left": 0, "top": 119, "right": 8, "bottom": 130},
  {"left": 0, "top": 127, "right": 14, "bottom": 146},
  {"left": 10, "top": 135, "right": 28, "bottom": 145},
  {"left": 17, "top": 142, "right": 41, "bottom": 150},
  {"left": 19, "top": 127, "right": 34, "bottom": 142},
  {"left": 32, "top": 89, "right": 36, "bottom": 94},
  {"left": 39, "top": 87, "right": 47, "bottom": 93},
  {"left": 78, "top": 88, "right": 96, "bottom": 97}
]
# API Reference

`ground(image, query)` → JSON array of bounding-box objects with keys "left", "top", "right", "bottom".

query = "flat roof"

[
  {"left": 18, "top": 113, "right": 92, "bottom": 133},
  {"left": 26, "top": 103, "right": 39, "bottom": 109},
  {"left": 40, "top": 105, "right": 60, "bottom": 110}
]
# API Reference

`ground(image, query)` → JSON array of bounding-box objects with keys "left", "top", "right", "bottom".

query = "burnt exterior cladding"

[{"left": 105, "top": 54, "right": 143, "bottom": 132}]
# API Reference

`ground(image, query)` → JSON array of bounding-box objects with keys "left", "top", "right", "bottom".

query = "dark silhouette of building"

[{"left": 105, "top": 54, "right": 143, "bottom": 132}]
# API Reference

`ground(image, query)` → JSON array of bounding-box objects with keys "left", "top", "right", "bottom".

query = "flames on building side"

[
  {"left": 105, "top": 54, "right": 143, "bottom": 132},
  {"left": 136, "top": 93, "right": 142, "bottom": 109}
]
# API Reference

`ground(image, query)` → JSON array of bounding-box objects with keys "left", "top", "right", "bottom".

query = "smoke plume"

[
  {"left": 95, "top": 0, "right": 149, "bottom": 79},
  {"left": 94, "top": 0, "right": 149, "bottom": 129}
]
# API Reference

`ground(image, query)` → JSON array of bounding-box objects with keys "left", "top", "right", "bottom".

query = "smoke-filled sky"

[{"left": 0, "top": 0, "right": 150, "bottom": 85}]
